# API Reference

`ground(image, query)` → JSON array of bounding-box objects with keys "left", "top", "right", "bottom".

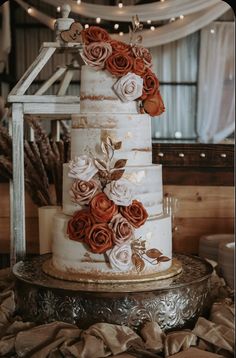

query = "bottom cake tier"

[{"left": 51, "top": 212, "right": 172, "bottom": 282}]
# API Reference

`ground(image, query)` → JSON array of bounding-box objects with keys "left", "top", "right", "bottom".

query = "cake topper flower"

[{"left": 81, "top": 23, "right": 165, "bottom": 117}]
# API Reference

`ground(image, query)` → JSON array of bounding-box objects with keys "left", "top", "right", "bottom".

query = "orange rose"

[
  {"left": 106, "top": 52, "right": 134, "bottom": 77},
  {"left": 110, "top": 40, "right": 132, "bottom": 54},
  {"left": 86, "top": 223, "right": 114, "bottom": 253},
  {"left": 133, "top": 58, "right": 146, "bottom": 77},
  {"left": 81, "top": 26, "right": 111, "bottom": 45},
  {"left": 143, "top": 91, "right": 165, "bottom": 116},
  {"left": 140, "top": 69, "right": 159, "bottom": 100},
  {"left": 67, "top": 210, "right": 94, "bottom": 242},
  {"left": 90, "top": 192, "right": 118, "bottom": 223},
  {"left": 120, "top": 200, "right": 148, "bottom": 228}
]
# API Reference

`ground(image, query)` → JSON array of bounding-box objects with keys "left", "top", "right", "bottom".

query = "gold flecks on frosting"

[
  {"left": 125, "top": 131, "right": 133, "bottom": 139},
  {"left": 123, "top": 170, "right": 146, "bottom": 184}
]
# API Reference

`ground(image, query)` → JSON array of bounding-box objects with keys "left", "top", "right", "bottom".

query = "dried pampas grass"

[{"left": 0, "top": 119, "right": 71, "bottom": 207}]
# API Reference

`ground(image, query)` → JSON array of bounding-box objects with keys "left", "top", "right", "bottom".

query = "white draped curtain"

[
  {"left": 13, "top": 0, "right": 230, "bottom": 47},
  {"left": 197, "top": 22, "right": 235, "bottom": 143},
  {"left": 151, "top": 32, "right": 198, "bottom": 139}
]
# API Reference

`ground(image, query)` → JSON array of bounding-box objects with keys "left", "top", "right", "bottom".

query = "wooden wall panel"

[{"left": 164, "top": 185, "right": 234, "bottom": 218}]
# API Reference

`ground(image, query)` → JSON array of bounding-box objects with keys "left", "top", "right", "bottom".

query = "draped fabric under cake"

[{"left": 0, "top": 265, "right": 234, "bottom": 357}]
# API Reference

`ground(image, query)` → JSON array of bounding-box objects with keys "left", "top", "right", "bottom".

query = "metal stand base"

[{"left": 13, "top": 254, "right": 213, "bottom": 331}]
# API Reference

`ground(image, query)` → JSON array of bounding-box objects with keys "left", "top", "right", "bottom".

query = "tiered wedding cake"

[{"left": 50, "top": 25, "right": 172, "bottom": 281}]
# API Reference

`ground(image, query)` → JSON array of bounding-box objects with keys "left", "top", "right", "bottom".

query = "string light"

[
  {"left": 85, "top": 24, "right": 89, "bottom": 29},
  {"left": 114, "top": 23, "right": 119, "bottom": 30},
  {"left": 27, "top": 7, "right": 33, "bottom": 14},
  {"left": 160, "top": 0, "right": 165, "bottom": 2},
  {"left": 179, "top": 14, "right": 184, "bottom": 20},
  {"left": 118, "top": 1, "right": 123, "bottom": 8},
  {"left": 119, "top": 31, "right": 124, "bottom": 36},
  {"left": 150, "top": 26, "right": 155, "bottom": 31},
  {"left": 210, "top": 28, "right": 215, "bottom": 34},
  {"left": 56, "top": 6, "right": 61, "bottom": 12},
  {"left": 147, "top": 20, "right": 152, "bottom": 24},
  {"left": 77, "top": 0, "right": 81, "bottom": 4},
  {"left": 96, "top": 17, "right": 101, "bottom": 24}
]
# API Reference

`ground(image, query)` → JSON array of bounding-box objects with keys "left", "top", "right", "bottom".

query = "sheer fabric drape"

[
  {"left": 151, "top": 33, "right": 198, "bottom": 139},
  {"left": 197, "top": 22, "right": 235, "bottom": 143}
]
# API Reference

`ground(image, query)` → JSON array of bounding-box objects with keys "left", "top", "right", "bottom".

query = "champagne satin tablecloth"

[{"left": 0, "top": 263, "right": 234, "bottom": 358}]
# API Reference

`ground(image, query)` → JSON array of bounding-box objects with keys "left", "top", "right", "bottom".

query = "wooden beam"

[
  {"left": 10, "top": 103, "right": 26, "bottom": 264},
  {"left": 57, "top": 70, "right": 74, "bottom": 96},
  {"left": 23, "top": 103, "right": 80, "bottom": 115},
  {"left": 9, "top": 47, "right": 56, "bottom": 96},
  {"left": 35, "top": 66, "right": 67, "bottom": 95},
  {"left": 8, "top": 95, "right": 80, "bottom": 103}
]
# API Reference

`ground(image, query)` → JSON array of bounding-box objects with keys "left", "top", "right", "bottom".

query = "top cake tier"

[{"left": 80, "top": 65, "right": 141, "bottom": 114}]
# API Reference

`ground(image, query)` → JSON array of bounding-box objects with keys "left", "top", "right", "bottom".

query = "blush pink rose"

[{"left": 82, "top": 42, "right": 113, "bottom": 70}]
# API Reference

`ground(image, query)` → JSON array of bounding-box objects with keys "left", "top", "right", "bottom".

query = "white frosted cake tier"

[
  {"left": 80, "top": 66, "right": 139, "bottom": 114},
  {"left": 71, "top": 113, "right": 152, "bottom": 165},
  {"left": 63, "top": 163, "right": 163, "bottom": 217},
  {"left": 52, "top": 213, "right": 172, "bottom": 277}
]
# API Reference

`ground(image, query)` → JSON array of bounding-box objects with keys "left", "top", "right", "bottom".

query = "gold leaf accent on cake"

[
  {"left": 132, "top": 253, "right": 145, "bottom": 272},
  {"left": 113, "top": 159, "right": 127, "bottom": 169},
  {"left": 158, "top": 256, "right": 171, "bottom": 262},
  {"left": 113, "top": 141, "right": 122, "bottom": 150},
  {"left": 146, "top": 249, "right": 162, "bottom": 259},
  {"left": 110, "top": 169, "right": 125, "bottom": 181},
  {"left": 94, "top": 158, "right": 107, "bottom": 171}
]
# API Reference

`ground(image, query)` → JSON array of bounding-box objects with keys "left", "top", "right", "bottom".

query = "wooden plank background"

[{"left": 0, "top": 183, "right": 234, "bottom": 255}]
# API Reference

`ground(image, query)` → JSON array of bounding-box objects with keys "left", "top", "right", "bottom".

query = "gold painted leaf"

[
  {"left": 110, "top": 169, "right": 125, "bottom": 181},
  {"left": 114, "top": 159, "right": 127, "bottom": 169},
  {"left": 98, "top": 170, "right": 109, "bottom": 179},
  {"left": 114, "top": 141, "right": 122, "bottom": 150},
  {"left": 158, "top": 256, "right": 170, "bottom": 262},
  {"left": 106, "top": 136, "right": 113, "bottom": 147},
  {"left": 94, "top": 158, "right": 107, "bottom": 171},
  {"left": 132, "top": 253, "right": 145, "bottom": 272},
  {"left": 146, "top": 249, "right": 163, "bottom": 259}
]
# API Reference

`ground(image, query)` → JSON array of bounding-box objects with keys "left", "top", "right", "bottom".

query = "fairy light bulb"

[
  {"left": 147, "top": 20, "right": 151, "bottom": 24},
  {"left": 210, "top": 28, "right": 215, "bottom": 34},
  {"left": 96, "top": 17, "right": 101, "bottom": 24},
  {"left": 150, "top": 26, "right": 155, "bottom": 31},
  {"left": 118, "top": 1, "right": 123, "bottom": 8},
  {"left": 27, "top": 7, "right": 33, "bottom": 14},
  {"left": 119, "top": 31, "right": 124, "bottom": 36},
  {"left": 56, "top": 6, "right": 61, "bottom": 12},
  {"left": 77, "top": 0, "right": 81, "bottom": 4},
  {"left": 170, "top": 17, "right": 175, "bottom": 22},
  {"left": 180, "top": 15, "right": 184, "bottom": 20},
  {"left": 160, "top": 0, "right": 165, "bottom": 2},
  {"left": 114, "top": 23, "right": 119, "bottom": 30},
  {"left": 85, "top": 24, "right": 89, "bottom": 29}
]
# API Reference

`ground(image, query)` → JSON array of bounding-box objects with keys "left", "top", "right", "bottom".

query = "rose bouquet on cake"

[
  {"left": 67, "top": 137, "right": 169, "bottom": 272},
  {"left": 80, "top": 26, "right": 165, "bottom": 117}
]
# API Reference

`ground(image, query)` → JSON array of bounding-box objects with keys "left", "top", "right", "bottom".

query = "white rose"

[
  {"left": 113, "top": 72, "right": 143, "bottom": 102},
  {"left": 104, "top": 178, "right": 134, "bottom": 206},
  {"left": 107, "top": 243, "right": 132, "bottom": 271},
  {"left": 68, "top": 155, "right": 98, "bottom": 181}
]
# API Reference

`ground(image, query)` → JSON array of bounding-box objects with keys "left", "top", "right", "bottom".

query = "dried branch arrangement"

[{"left": 0, "top": 120, "right": 70, "bottom": 207}]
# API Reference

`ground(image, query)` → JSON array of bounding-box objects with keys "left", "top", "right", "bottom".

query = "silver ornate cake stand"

[{"left": 13, "top": 254, "right": 213, "bottom": 331}]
